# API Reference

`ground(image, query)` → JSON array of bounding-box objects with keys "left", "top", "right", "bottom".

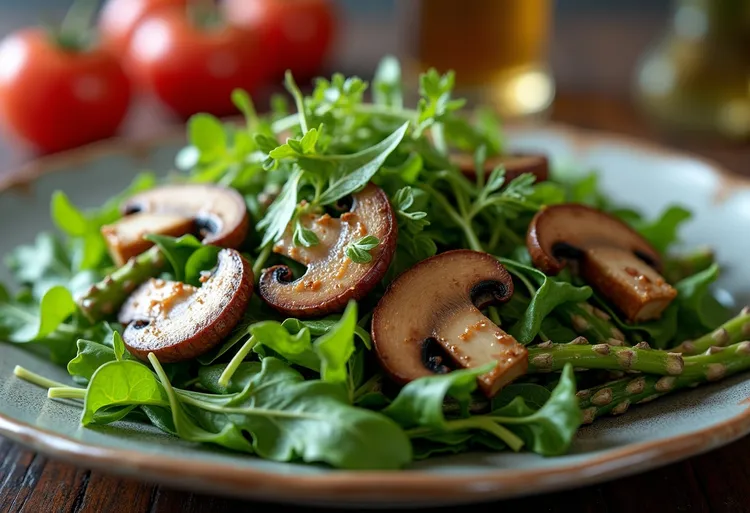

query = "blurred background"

[{"left": 0, "top": 0, "right": 748, "bottom": 177}]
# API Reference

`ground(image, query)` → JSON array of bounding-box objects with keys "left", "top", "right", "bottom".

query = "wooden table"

[{"left": 2, "top": 94, "right": 750, "bottom": 512}]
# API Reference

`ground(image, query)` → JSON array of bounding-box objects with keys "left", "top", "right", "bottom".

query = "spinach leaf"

[
  {"left": 6, "top": 232, "right": 99, "bottom": 300},
  {"left": 491, "top": 383, "right": 552, "bottom": 411},
  {"left": 68, "top": 340, "right": 119, "bottom": 383},
  {"left": 195, "top": 358, "right": 412, "bottom": 469},
  {"left": 383, "top": 364, "right": 525, "bottom": 451},
  {"left": 145, "top": 234, "right": 203, "bottom": 282},
  {"left": 499, "top": 259, "right": 592, "bottom": 344},
  {"left": 673, "top": 263, "right": 731, "bottom": 340},
  {"left": 592, "top": 293, "right": 678, "bottom": 349},
  {"left": 0, "top": 286, "right": 76, "bottom": 343},
  {"left": 490, "top": 364, "right": 580, "bottom": 456},
  {"left": 312, "top": 301, "right": 358, "bottom": 384},
  {"left": 82, "top": 360, "right": 169, "bottom": 425}
]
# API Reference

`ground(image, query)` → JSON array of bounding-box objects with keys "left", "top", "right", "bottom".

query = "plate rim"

[{"left": 1, "top": 123, "right": 750, "bottom": 504}]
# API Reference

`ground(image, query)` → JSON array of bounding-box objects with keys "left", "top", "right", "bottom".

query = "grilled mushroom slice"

[
  {"left": 371, "top": 250, "right": 528, "bottom": 397},
  {"left": 118, "top": 248, "right": 253, "bottom": 362},
  {"left": 527, "top": 204, "right": 677, "bottom": 322},
  {"left": 259, "top": 183, "right": 397, "bottom": 318},
  {"left": 101, "top": 184, "right": 249, "bottom": 266},
  {"left": 452, "top": 152, "right": 549, "bottom": 184}
]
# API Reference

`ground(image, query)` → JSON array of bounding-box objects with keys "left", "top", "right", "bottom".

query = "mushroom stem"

[
  {"left": 556, "top": 302, "right": 626, "bottom": 345},
  {"left": 673, "top": 309, "right": 750, "bottom": 355},
  {"left": 77, "top": 246, "right": 166, "bottom": 323},
  {"left": 578, "top": 340, "right": 750, "bottom": 423},
  {"left": 527, "top": 343, "right": 685, "bottom": 376}
]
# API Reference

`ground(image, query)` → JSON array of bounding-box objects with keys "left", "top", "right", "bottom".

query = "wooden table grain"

[{"left": 1, "top": 94, "right": 750, "bottom": 513}]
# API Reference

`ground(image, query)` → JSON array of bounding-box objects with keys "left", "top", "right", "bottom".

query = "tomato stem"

[
  {"left": 187, "top": 0, "right": 224, "bottom": 31},
  {"left": 56, "top": 0, "right": 99, "bottom": 51}
]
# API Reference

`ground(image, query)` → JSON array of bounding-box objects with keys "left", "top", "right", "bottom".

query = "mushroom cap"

[
  {"left": 120, "top": 248, "right": 253, "bottom": 363},
  {"left": 372, "top": 250, "right": 527, "bottom": 396},
  {"left": 527, "top": 203, "right": 663, "bottom": 275},
  {"left": 122, "top": 184, "right": 250, "bottom": 249},
  {"left": 259, "top": 183, "right": 397, "bottom": 318},
  {"left": 452, "top": 152, "right": 549, "bottom": 184}
]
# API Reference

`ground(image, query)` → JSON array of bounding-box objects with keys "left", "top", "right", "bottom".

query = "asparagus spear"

[
  {"left": 673, "top": 307, "right": 750, "bottom": 355},
  {"left": 556, "top": 302, "right": 627, "bottom": 344},
  {"left": 663, "top": 247, "right": 715, "bottom": 284},
  {"left": 577, "top": 340, "right": 750, "bottom": 423},
  {"left": 77, "top": 246, "right": 166, "bottom": 323},
  {"left": 527, "top": 341, "right": 685, "bottom": 376}
]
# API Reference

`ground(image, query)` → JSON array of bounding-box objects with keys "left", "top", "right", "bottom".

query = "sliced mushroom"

[
  {"left": 527, "top": 204, "right": 677, "bottom": 322},
  {"left": 371, "top": 250, "right": 528, "bottom": 397},
  {"left": 452, "top": 152, "right": 549, "bottom": 184},
  {"left": 119, "top": 248, "right": 253, "bottom": 362},
  {"left": 101, "top": 184, "right": 250, "bottom": 266},
  {"left": 101, "top": 213, "right": 194, "bottom": 267},
  {"left": 259, "top": 183, "right": 397, "bottom": 318}
]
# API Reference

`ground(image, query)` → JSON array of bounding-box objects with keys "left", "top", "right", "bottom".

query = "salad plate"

[{"left": 1, "top": 119, "right": 750, "bottom": 507}]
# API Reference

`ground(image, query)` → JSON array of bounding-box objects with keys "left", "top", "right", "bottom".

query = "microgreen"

[{"left": 346, "top": 236, "right": 380, "bottom": 264}]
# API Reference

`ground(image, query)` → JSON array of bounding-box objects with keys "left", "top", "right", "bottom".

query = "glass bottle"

[
  {"left": 403, "top": 0, "right": 555, "bottom": 120},
  {"left": 634, "top": 0, "right": 750, "bottom": 139}
]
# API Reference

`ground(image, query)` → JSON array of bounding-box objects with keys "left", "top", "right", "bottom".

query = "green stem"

[
  {"left": 48, "top": 387, "right": 87, "bottom": 400},
  {"left": 57, "top": 0, "right": 97, "bottom": 50},
  {"left": 77, "top": 246, "right": 167, "bottom": 323},
  {"left": 218, "top": 336, "right": 257, "bottom": 387},
  {"left": 421, "top": 184, "right": 483, "bottom": 252},
  {"left": 252, "top": 245, "right": 272, "bottom": 279},
  {"left": 527, "top": 342, "right": 685, "bottom": 376},
  {"left": 284, "top": 71, "right": 309, "bottom": 133},
  {"left": 673, "top": 309, "right": 750, "bottom": 355},
  {"left": 14, "top": 366, "right": 70, "bottom": 390},
  {"left": 578, "top": 340, "right": 750, "bottom": 423}
]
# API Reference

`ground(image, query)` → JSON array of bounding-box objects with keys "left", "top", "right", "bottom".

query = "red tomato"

[
  {"left": 0, "top": 28, "right": 131, "bottom": 153},
  {"left": 223, "top": 0, "right": 336, "bottom": 81},
  {"left": 99, "top": 0, "right": 188, "bottom": 57},
  {"left": 126, "top": 8, "right": 274, "bottom": 118}
]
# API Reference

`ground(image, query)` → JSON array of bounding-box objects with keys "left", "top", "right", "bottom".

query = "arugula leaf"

[
  {"left": 257, "top": 168, "right": 302, "bottom": 247},
  {"left": 346, "top": 235, "right": 380, "bottom": 264},
  {"left": 250, "top": 321, "right": 319, "bottom": 371},
  {"left": 633, "top": 205, "right": 692, "bottom": 254},
  {"left": 195, "top": 357, "right": 412, "bottom": 469},
  {"left": 317, "top": 122, "right": 409, "bottom": 205}
]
